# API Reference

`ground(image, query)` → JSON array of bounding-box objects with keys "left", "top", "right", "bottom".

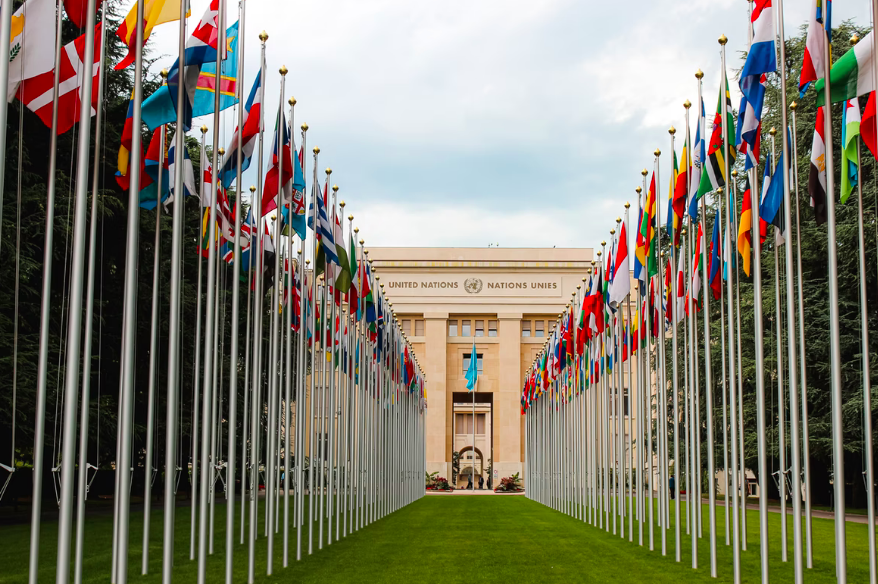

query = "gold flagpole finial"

[
  {"left": 769, "top": 126, "right": 777, "bottom": 136},
  {"left": 669, "top": 126, "right": 676, "bottom": 135},
  {"left": 259, "top": 31, "right": 268, "bottom": 42},
  {"left": 339, "top": 200, "right": 345, "bottom": 208},
  {"left": 641, "top": 168, "right": 648, "bottom": 176},
  {"left": 359, "top": 239, "right": 364, "bottom": 244},
  {"left": 313, "top": 146, "right": 320, "bottom": 154},
  {"left": 790, "top": 101, "right": 798, "bottom": 111},
  {"left": 695, "top": 69, "right": 704, "bottom": 79},
  {"left": 654, "top": 148, "right": 661, "bottom": 156},
  {"left": 684, "top": 100, "right": 691, "bottom": 109},
  {"left": 332, "top": 185, "right": 339, "bottom": 192},
  {"left": 218, "top": 148, "right": 225, "bottom": 156},
  {"left": 250, "top": 185, "right": 256, "bottom": 193},
  {"left": 279, "top": 65, "right": 288, "bottom": 76},
  {"left": 616, "top": 217, "right": 622, "bottom": 224},
  {"left": 610, "top": 229, "right": 616, "bottom": 236},
  {"left": 201, "top": 125, "right": 208, "bottom": 134},
  {"left": 851, "top": 34, "right": 860, "bottom": 45},
  {"left": 160, "top": 68, "right": 168, "bottom": 79},
  {"left": 718, "top": 34, "right": 728, "bottom": 45},
  {"left": 717, "top": 187, "right": 724, "bottom": 195},
  {"left": 325, "top": 168, "right": 332, "bottom": 176},
  {"left": 624, "top": 202, "right": 630, "bottom": 209},
  {"left": 302, "top": 123, "right": 309, "bottom": 132},
  {"left": 635, "top": 186, "right": 642, "bottom": 194},
  {"left": 732, "top": 169, "right": 738, "bottom": 178},
  {"left": 289, "top": 97, "right": 296, "bottom": 106}
]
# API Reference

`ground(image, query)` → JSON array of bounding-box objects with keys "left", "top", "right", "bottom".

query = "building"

[{"left": 368, "top": 247, "right": 595, "bottom": 488}]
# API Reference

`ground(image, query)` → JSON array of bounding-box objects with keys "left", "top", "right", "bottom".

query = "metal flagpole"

[
  {"left": 282, "top": 97, "right": 295, "bottom": 567},
  {"left": 75, "top": 7, "right": 108, "bottom": 580},
  {"left": 162, "top": 0, "right": 191, "bottom": 574},
  {"left": 683, "top": 99, "right": 697, "bottom": 562},
  {"left": 327, "top": 187, "right": 340, "bottom": 545},
  {"left": 28, "top": 5, "right": 66, "bottom": 580},
  {"left": 308, "top": 148, "right": 320, "bottom": 554},
  {"left": 142, "top": 121, "right": 166, "bottom": 574},
  {"left": 197, "top": 3, "right": 226, "bottom": 580},
  {"left": 192, "top": 126, "right": 208, "bottom": 562},
  {"left": 53, "top": 0, "right": 100, "bottom": 578},
  {"left": 241, "top": 184, "right": 255, "bottom": 546},
  {"left": 0, "top": 0, "right": 16, "bottom": 245},
  {"left": 769, "top": 125, "right": 788, "bottom": 565},
  {"left": 296, "top": 123, "right": 309, "bottom": 561},
  {"left": 667, "top": 127, "right": 682, "bottom": 563},
  {"left": 624, "top": 207, "right": 635, "bottom": 543},
  {"left": 247, "top": 34, "right": 268, "bottom": 584},
  {"left": 789, "top": 100, "right": 814, "bottom": 570},
  {"left": 653, "top": 148, "right": 669, "bottom": 557},
  {"left": 224, "top": 2, "right": 246, "bottom": 576},
  {"left": 115, "top": 0, "right": 149, "bottom": 577},
  {"left": 854, "top": 92, "right": 877, "bottom": 584}
]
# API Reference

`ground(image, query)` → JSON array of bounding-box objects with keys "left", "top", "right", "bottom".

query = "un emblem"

[{"left": 464, "top": 278, "right": 483, "bottom": 294}]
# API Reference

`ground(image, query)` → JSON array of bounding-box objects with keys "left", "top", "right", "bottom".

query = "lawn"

[{"left": 0, "top": 494, "right": 874, "bottom": 583}]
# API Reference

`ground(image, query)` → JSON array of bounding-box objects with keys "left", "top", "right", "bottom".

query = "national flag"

[
  {"left": 688, "top": 97, "right": 706, "bottom": 220},
  {"left": 800, "top": 0, "right": 827, "bottom": 95},
  {"left": 17, "top": 24, "right": 103, "bottom": 135},
  {"left": 809, "top": 106, "right": 827, "bottom": 224},
  {"left": 738, "top": 178, "right": 754, "bottom": 276},
  {"left": 166, "top": 130, "right": 197, "bottom": 206},
  {"left": 308, "top": 183, "right": 339, "bottom": 268},
  {"left": 663, "top": 258, "right": 672, "bottom": 325},
  {"left": 696, "top": 75, "right": 736, "bottom": 199},
  {"left": 708, "top": 210, "right": 722, "bottom": 300},
  {"left": 816, "top": 30, "right": 875, "bottom": 106},
  {"left": 689, "top": 222, "right": 703, "bottom": 311},
  {"left": 666, "top": 148, "right": 678, "bottom": 239},
  {"left": 465, "top": 340, "right": 479, "bottom": 391},
  {"left": 63, "top": 0, "right": 91, "bottom": 29},
  {"left": 140, "top": 0, "right": 224, "bottom": 131},
  {"left": 841, "top": 97, "right": 861, "bottom": 204},
  {"left": 141, "top": 126, "right": 169, "bottom": 208},
  {"left": 736, "top": 74, "right": 765, "bottom": 171},
  {"left": 608, "top": 220, "right": 630, "bottom": 307},
  {"left": 760, "top": 137, "right": 788, "bottom": 240},
  {"left": 332, "top": 214, "right": 352, "bottom": 294},
  {"left": 7, "top": 0, "right": 58, "bottom": 102},
  {"left": 863, "top": 91, "right": 877, "bottom": 159},
  {"left": 262, "top": 106, "right": 294, "bottom": 216},
  {"left": 674, "top": 245, "right": 686, "bottom": 324},
  {"left": 348, "top": 233, "right": 359, "bottom": 317},
  {"left": 219, "top": 71, "right": 263, "bottom": 190},
  {"left": 638, "top": 172, "right": 657, "bottom": 277},
  {"left": 114, "top": 0, "right": 186, "bottom": 71}
]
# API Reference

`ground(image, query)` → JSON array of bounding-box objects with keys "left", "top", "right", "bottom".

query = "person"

[
  {"left": 669, "top": 475, "right": 676, "bottom": 500},
  {"left": 487, "top": 476, "right": 492, "bottom": 490},
  {"left": 467, "top": 476, "right": 473, "bottom": 490},
  {"left": 479, "top": 476, "right": 484, "bottom": 490}
]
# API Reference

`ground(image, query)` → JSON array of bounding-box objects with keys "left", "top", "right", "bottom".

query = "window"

[
  {"left": 461, "top": 320, "right": 472, "bottom": 336},
  {"left": 401, "top": 319, "right": 411, "bottom": 335},
  {"left": 521, "top": 320, "right": 531, "bottom": 337},
  {"left": 462, "top": 353, "right": 484, "bottom": 373},
  {"left": 456, "top": 413, "right": 486, "bottom": 434},
  {"left": 448, "top": 320, "right": 458, "bottom": 336},
  {"left": 415, "top": 319, "right": 425, "bottom": 336},
  {"left": 488, "top": 320, "right": 498, "bottom": 337},
  {"left": 623, "top": 389, "right": 630, "bottom": 417},
  {"left": 475, "top": 320, "right": 484, "bottom": 337},
  {"left": 535, "top": 320, "right": 545, "bottom": 337}
]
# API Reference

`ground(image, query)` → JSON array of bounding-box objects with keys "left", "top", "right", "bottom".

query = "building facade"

[{"left": 368, "top": 247, "right": 594, "bottom": 488}]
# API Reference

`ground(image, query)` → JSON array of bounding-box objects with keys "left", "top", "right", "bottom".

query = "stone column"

[
  {"left": 424, "top": 313, "right": 448, "bottom": 479},
  {"left": 496, "top": 313, "right": 522, "bottom": 481}
]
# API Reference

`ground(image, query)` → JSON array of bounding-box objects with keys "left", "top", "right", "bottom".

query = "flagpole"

[
  {"left": 28, "top": 5, "right": 66, "bottom": 580},
  {"left": 142, "top": 121, "right": 166, "bottom": 575},
  {"left": 0, "top": 0, "right": 18, "bottom": 245},
  {"left": 854, "top": 100, "right": 877, "bottom": 584},
  {"left": 282, "top": 97, "right": 295, "bottom": 567},
  {"left": 327, "top": 187, "right": 340, "bottom": 545},
  {"left": 296, "top": 122, "right": 308, "bottom": 561},
  {"left": 241, "top": 185, "right": 254, "bottom": 545},
  {"left": 74, "top": 6, "right": 109, "bottom": 581},
  {"left": 114, "top": 0, "right": 150, "bottom": 576},
  {"left": 624, "top": 206, "right": 635, "bottom": 543},
  {"left": 247, "top": 40, "right": 268, "bottom": 584},
  {"left": 53, "top": 0, "right": 100, "bottom": 578},
  {"left": 308, "top": 148, "right": 320, "bottom": 554},
  {"left": 789, "top": 102, "right": 814, "bottom": 569}
]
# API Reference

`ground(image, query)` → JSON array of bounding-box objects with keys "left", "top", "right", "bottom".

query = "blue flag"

[{"left": 464, "top": 340, "right": 478, "bottom": 391}]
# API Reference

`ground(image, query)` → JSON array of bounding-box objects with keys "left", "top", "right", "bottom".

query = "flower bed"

[{"left": 494, "top": 473, "right": 524, "bottom": 493}]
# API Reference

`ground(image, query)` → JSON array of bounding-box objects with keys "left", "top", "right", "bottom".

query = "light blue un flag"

[{"left": 464, "top": 340, "right": 478, "bottom": 391}]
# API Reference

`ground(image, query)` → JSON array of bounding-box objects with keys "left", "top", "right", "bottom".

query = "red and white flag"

[
  {"left": 18, "top": 24, "right": 102, "bottom": 135},
  {"left": 809, "top": 106, "right": 827, "bottom": 224},
  {"left": 608, "top": 219, "right": 630, "bottom": 307}
]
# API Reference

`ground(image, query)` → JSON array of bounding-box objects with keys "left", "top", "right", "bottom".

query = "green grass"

[{"left": 1, "top": 494, "right": 875, "bottom": 582}]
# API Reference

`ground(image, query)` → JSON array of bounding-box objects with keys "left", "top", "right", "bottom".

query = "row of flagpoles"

[
  {"left": 522, "top": 1, "right": 878, "bottom": 583},
  {"left": 0, "top": 0, "right": 428, "bottom": 583}
]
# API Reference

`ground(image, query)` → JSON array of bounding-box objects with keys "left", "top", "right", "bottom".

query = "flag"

[
  {"left": 736, "top": 75, "right": 765, "bottom": 171},
  {"left": 166, "top": 131, "right": 197, "bottom": 206},
  {"left": 666, "top": 148, "right": 678, "bottom": 238},
  {"left": 114, "top": 0, "right": 185, "bottom": 70},
  {"left": 841, "top": 97, "right": 861, "bottom": 203},
  {"left": 308, "top": 183, "right": 339, "bottom": 267},
  {"left": 696, "top": 75, "right": 735, "bottom": 199},
  {"left": 690, "top": 222, "right": 703, "bottom": 310},
  {"left": 17, "top": 23, "right": 103, "bottom": 135},
  {"left": 63, "top": 0, "right": 91, "bottom": 29},
  {"left": 674, "top": 245, "right": 685, "bottom": 324},
  {"left": 708, "top": 210, "right": 722, "bottom": 300},
  {"left": 669, "top": 141, "right": 687, "bottom": 244},
  {"left": 688, "top": 97, "right": 706, "bottom": 220},
  {"left": 864, "top": 91, "right": 877, "bottom": 159},
  {"left": 815, "top": 30, "right": 874, "bottom": 106},
  {"left": 262, "top": 106, "right": 294, "bottom": 216},
  {"left": 638, "top": 172, "right": 657, "bottom": 277},
  {"left": 348, "top": 233, "right": 359, "bottom": 317},
  {"left": 738, "top": 179, "right": 753, "bottom": 276},
  {"left": 140, "top": 1, "right": 223, "bottom": 131},
  {"left": 7, "top": 0, "right": 57, "bottom": 102},
  {"left": 799, "top": 0, "right": 827, "bottom": 95},
  {"left": 332, "top": 214, "right": 352, "bottom": 294},
  {"left": 608, "top": 220, "right": 630, "bottom": 307},
  {"left": 809, "top": 106, "right": 827, "bottom": 224},
  {"left": 141, "top": 126, "right": 169, "bottom": 208}
]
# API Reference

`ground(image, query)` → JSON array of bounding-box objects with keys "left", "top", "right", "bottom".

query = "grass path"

[{"left": 1, "top": 495, "right": 875, "bottom": 582}]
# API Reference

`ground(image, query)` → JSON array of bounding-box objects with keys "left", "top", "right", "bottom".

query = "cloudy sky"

[{"left": 145, "top": 0, "right": 872, "bottom": 249}]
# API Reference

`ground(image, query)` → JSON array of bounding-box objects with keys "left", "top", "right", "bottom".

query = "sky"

[{"left": 144, "top": 0, "right": 873, "bottom": 250}]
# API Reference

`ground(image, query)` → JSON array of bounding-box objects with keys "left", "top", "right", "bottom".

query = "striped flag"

[
  {"left": 696, "top": 75, "right": 735, "bottom": 199},
  {"left": 809, "top": 106, "right": 828, "bottom": 224}
]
